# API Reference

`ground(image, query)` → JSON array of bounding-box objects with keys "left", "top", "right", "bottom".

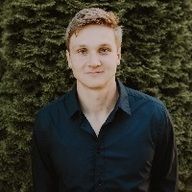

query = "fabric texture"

[{"left": 32, "top": 80, "right": 178, "bottom": 192}]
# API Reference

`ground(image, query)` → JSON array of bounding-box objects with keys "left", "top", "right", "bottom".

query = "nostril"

[{"left": 88, "top": 62, "right": 101, "bottom": 67}]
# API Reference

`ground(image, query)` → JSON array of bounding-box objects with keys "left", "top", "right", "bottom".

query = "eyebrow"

[
  {"left": 99, "top": 44, "right": 111, "bottom": 47},
  {"left": 77, "top": 45, "right": 87, "bottom": 48},
  {"left": 75, "top": 43, "right": 112, "bottom": 48}
]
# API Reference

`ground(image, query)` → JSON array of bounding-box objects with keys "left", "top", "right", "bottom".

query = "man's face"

[{"left": 66, "top": 24, "right": 121, "bottom": 90}]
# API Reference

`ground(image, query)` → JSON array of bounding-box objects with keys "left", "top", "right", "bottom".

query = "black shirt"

[{"left": 32, "top": 80, "right": 177, "bottom": 192}]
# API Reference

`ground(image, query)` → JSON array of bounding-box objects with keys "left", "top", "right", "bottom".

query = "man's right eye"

[{"left": 77, "top": 49, "right": 87, "bottom": 55}]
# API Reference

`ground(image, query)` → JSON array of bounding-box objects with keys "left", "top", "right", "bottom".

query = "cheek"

[
  {"left": 71, "top": 56, "right": 87, "bottom": 66},
  {"left": 103, "top": 56, "right": 119, "bottom": 67},
  {"left": 70, "top": 59, "right": 85, "bottom": 76}
]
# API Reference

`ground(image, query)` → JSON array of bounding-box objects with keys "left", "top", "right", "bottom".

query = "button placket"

[{"left": 94, "top": 139, "right": 105, "bottom": 191}]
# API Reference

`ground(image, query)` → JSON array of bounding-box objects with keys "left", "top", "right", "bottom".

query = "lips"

[
  {"left": 87, "top": 71, "right": 104, "bottom": 74},
  {"left": 86, "top": 71, "right": 104, "bottom": 77}
]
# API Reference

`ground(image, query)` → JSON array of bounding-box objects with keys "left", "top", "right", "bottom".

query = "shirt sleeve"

[
  {"left": 32, "top": 111, "right": 58, "bottom": 192},
  {"left": 149, "top": 107, "right": 178, "bottom": 192}
]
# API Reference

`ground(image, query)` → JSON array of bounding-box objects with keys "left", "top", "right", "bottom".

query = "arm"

[
  {"left": 32, "top": 112, "right": 57, "bottom": 192},
  {"left": 150, "top": 108, "right": 178, "bottom": 192}
]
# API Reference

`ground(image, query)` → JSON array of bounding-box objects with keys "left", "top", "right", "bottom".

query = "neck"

[{"left": 77, "top": 80, "right": 119, "bottom": 116}]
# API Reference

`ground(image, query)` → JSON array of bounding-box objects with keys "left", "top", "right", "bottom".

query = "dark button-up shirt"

[{"left": 32, "top": 80, "right": 177, "bottom": 192}]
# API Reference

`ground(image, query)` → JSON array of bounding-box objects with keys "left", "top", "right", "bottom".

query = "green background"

[{"left": 0, "top": 0, "right": 191, "bottom": 191}]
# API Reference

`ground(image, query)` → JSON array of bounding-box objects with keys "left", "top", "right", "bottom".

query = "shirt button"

[{"left": 96, "top": 179, "right": 103, "bottom": 191}]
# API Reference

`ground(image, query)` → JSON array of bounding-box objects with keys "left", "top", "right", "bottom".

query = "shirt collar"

[
  {"left": 65, "top": 79, "right": 131, "bottom": 118},
  {"left": 64, "top": 84, "right": 81, "bottom": 118},
  {"left": 116, "top": 79, "right": 131, "bottom": 116}
]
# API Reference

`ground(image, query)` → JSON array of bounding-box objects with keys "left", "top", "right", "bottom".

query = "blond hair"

[{"left": 65, "top": 8, "right": 122, "bottom": 50}]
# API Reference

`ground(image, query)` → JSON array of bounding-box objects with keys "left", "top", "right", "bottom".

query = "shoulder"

[
  {"left": 34, "top": 95, "right": 64, "bottom": 128},
  {"left": 125, "top": 85, "right": 173, "bottom": 138},
  {"left": 122, "top": 84, "right": 171, "bottom": 129},
  {"left": 123, "top": 85, "right": 174, "bottom": 144},
  {"left": 118, "top": 80, "right": 169, "bottom": 122},
  {"left": 33, "top": 94, "right": 70, "bottom": 139},
  {"left": 36, "top": 95, "right": 65, "bottom": 118},
  {"left": 124, "top": 85, "right": 166, "bottom": 113},
  {"left": 35, "top": 88, "right": 74, "bottom": 128}
]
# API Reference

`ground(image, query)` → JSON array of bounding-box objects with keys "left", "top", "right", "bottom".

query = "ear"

[
  {"left": 117, "top": 47, "right": 121, "bottom": 65},
  {"left": 66, "top": 50, "right": 72, "bottom": 69}
]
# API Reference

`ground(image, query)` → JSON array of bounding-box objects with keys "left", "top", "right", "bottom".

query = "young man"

[{"left": 32, "top": 8, "right": 178, "bottom": 192}]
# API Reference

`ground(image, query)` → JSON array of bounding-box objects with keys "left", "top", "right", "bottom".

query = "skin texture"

[{"left": 66, "top": 24, "right": 121, "bottom": 91}]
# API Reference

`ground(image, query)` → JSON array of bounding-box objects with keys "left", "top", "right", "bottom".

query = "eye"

[
  {"left": 99, "top": 47, "right": 111, "bottom": 55},
  {"left": 77, "top": 48, "right": 88, "bottom": 55}
]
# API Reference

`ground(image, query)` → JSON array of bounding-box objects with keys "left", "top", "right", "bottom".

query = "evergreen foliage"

[{"left": 0, "top": 0, "right": 191, "bottom": 191}]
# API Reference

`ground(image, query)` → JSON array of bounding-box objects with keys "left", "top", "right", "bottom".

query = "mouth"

[
  {"left": 86, "top": 71, "right": 104, "bottom": 76},
  {"left": 87, "top": 71, "right": 104, "bottom": 74}
]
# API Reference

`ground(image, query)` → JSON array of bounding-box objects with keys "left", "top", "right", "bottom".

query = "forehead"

[{"left": 69, "top": 25, "right": 117, "bottom": 49}]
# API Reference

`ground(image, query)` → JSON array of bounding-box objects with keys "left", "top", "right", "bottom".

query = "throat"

[
  {"left": 84, "top": 112, "right": 109, "bottom": 136},
  {"left": 77, "top": 80, "right": 119, "bottom": 136}
]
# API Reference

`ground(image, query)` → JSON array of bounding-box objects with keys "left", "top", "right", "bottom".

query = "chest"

[{"left": 48, "top": 116, "right": 155, "bottom": 185}]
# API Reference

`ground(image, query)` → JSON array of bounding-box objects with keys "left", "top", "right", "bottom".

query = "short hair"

[{"left": 65, "top": 8, "right": 122, "bottom": 50}]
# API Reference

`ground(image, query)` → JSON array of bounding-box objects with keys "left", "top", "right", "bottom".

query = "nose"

[{"left": 88, "top": 53, "right": 101, "bottom": 67}]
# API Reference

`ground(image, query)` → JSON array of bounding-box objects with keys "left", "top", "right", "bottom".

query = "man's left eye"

[{"left": 99, "top": 48, "right": 111, "bottom": 54}]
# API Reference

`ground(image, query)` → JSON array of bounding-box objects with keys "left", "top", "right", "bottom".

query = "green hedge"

[{"left": 0, "top": 0, "right": 191, "bottom": 191}]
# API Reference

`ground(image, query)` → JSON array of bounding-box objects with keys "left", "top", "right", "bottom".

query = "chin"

[
  {"left": 78, "top": 79, "right": 108, "bottom": 90},
  {"left": 76, "top": 75, "right": 116, "bottom": 90},
  {"left": 85, "top": 83, "right": 106, "bottom": 90}
]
